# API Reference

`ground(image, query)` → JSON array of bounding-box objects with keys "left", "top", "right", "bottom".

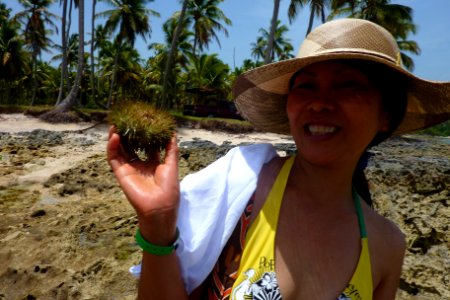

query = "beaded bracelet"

[{"left": 135, "top": 228, "right": 180, "bottom": 256}]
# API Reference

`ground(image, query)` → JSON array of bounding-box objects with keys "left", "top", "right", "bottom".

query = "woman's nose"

[{"left": 306, "top": 93, "right": 334, "bottom": 112}]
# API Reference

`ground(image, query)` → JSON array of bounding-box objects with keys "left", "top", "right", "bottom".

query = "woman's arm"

[
  {"left": 107, "top": 127, "right": 189, "bottom": 299},
  {"left": 373, "top": 220, "right": 406, "bottom": 300},
  {"left": 138, "top": 252, "right": 188, "bottom": 299}
]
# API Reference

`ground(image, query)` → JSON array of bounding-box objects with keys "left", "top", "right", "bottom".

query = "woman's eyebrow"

[
  {"left": 334, "top": 66, "right": 362, "bottom": 76},
  {"left": 295, "top": 70, "right": 317, "bottom": 78}
]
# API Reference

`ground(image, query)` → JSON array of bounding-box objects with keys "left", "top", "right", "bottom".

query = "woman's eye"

[
  {"left": 335, "top": 81, "right": 367, "bottom": 90},
  {"left": 292, "top": 82, "right": 316, "bottom": 90}
]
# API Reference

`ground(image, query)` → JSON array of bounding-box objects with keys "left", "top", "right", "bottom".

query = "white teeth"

[{"left": 308, "top": 125, "right": 337, "bottom": 135}]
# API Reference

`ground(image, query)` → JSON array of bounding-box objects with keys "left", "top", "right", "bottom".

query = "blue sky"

[{"left": 7, "top": 0, "right": 450, "bottom": 81}]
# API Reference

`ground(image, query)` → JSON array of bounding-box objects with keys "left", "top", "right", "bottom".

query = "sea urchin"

[{"left": 109, "top": 101, "right": 176, "bottom": 160}]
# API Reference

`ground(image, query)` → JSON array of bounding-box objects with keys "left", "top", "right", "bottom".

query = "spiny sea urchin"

[{"left": 108, "top": 101, "right": 176, "bottom": 160}]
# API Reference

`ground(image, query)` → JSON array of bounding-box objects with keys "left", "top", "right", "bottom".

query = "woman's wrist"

[
  {"left": 136, "top": 228, "right": 180, "bottom": 255},
  {"left": 137, "top": 217, "right": 178, "bottom": 246}
]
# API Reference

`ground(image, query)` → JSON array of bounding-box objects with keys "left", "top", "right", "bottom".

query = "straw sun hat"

[{"left": 233, "top": 18, "right": 450, "bottom": 135}]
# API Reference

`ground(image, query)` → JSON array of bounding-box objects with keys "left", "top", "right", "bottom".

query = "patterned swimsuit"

[{"left": 205, "top": 156, "right": 373, "bottom": 300}]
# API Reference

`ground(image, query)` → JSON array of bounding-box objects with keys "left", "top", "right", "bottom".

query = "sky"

[{"left": 6, "top": 0, "right": 450, "bottom": 81}]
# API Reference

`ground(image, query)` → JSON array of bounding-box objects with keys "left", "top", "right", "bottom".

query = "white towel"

[
  {"left": 177, "top": 143, "right": 277, "bottom": 293},
  {"left": 130, "top": 144, "right": 278, "bottom": 294}
]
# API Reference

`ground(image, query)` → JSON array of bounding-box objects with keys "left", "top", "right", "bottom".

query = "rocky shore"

[{"left": 0, "top": 116, "right": 448, "bottom": 299}]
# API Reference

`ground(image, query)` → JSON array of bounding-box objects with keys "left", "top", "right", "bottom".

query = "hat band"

[{"left": 299, "top": 48, "right": 401, "bottom": 66}]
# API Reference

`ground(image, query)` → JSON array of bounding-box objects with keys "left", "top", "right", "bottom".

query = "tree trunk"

[
  {"left": 30, "top": 52, "right": 37, "bottom": 105},
  {"left": 264, "top": 0, "right": 281, "bottom": 64},
  {"left": 90, "top": 0, "right": 97, "bottom": 105},
  {"left": 306, "top": 7, "right": 315, "bottom": 35},
  {"left": 56, "top": 0, "right": 68, "bottom": 105},
  {"left": 321, "top": 6, "right": 326, "bottom": 23},
  {"left": 107, "top": 43, "right": 121, "bottom": 108},
  {"left": 161, "top": 0, "right": 189, "bottom": 109},
  {"left": 57, "top": 0, "right": 84, "bottom": 112},
  {"left": 65, "top": 0, "right": 73, "bottom": 92}
]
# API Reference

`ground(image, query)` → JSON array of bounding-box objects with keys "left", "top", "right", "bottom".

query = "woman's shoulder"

[
  {"left": 364, "top": 206, "right": 406, "bottom": 251},
  {"left": 363, "top": 204, "right": 406, "bottom": 283}
]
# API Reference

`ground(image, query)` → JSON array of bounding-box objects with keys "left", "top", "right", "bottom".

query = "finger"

[
  {"left": 108, "top": 125, "right": 116, "bottom": 139},
  {"left": 164, "top": 134, "right": 179, "bottom": 168},
  {"left": 107, "top": 132, "right": 124, "bottom": 171}
]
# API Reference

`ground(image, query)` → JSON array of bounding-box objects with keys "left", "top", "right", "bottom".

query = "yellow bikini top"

[{"left": 230, "top": 156, "right": 373, "bottom": 300}]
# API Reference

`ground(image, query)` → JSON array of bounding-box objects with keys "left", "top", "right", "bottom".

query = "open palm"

[{"left": 107, "top": 126, "right": 179, "bottom": 243}]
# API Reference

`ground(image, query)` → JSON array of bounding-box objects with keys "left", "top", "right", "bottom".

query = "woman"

[{"left": 107, "top": 19, "right": 450, "bottom": 299}]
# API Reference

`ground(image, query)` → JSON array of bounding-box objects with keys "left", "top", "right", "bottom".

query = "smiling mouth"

[{"left": 306, "top": 124, "right": 339, "bottom": 136}]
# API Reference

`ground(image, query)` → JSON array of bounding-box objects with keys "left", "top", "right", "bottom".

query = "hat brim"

[{"left": 233, "top": 51, "right": 450, "bottom": 135}]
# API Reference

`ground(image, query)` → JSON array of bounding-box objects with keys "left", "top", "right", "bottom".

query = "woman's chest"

[{"left": 273, "top": 206, "right": 363, "bottom": 299}]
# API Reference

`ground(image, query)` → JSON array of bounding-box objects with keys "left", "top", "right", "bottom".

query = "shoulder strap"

[{"left": 353, "top": 188, "right": 368, "bottom": 238}]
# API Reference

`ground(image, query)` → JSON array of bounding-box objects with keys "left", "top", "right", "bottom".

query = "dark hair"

[
  {"left": 334, "top": 59, "right": 408, "bottom": 145},
  {"left": 345, "top": 60, "right": 408, "bottom": 206}
]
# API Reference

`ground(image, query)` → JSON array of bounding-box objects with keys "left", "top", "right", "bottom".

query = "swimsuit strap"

[
  {"left": 259, "top": 156, "right": 296, "bottom": 229},
  {"left": 352, "top": 188, "right": 367, "bottom": 238}
]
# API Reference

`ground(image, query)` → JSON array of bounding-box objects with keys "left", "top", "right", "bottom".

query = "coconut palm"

[
  {"left": 89, "top": 0, "right": 97, "bottom": 105},
  {"left": 98, "top": 39, "right": 143, "bottom": 101},
  {"left": 264, "top": 0, "right": 281, "bottom": 64},
  {"left": 161, "top": 0, "right": 190, "bottom": 109},
  {"left": 150, "top": 12, "right": 193, "bottom": 107},
  {"left": 14, "top": 0, "right": 58, "bottom": 105},
  {"left": 288, "top": 0, "right": 331, "bottom": 36},
  {"left": 184, "top": 52, "right": 231, "bottom": 103},
  {"left": 254, "top": 20, "right": 295, "bottom": 63},
  {"left": 36, "top": 61, "right": 60, "bottom": 103},
  {"left": 0, "top": 11, "right": 30, "bottom": 103},
  {"left": 52, "top": 33, "right": 81, "bottom": 74},
  {"left": 251, "top": 36, "right": 267, "bottom": 63},
  {"left": 0, "top": 2, "right": 10, "bottom": 21},
  {"left": 55, "top": 0, "right": 67, "bottom": 104},
  {"left": 160, "top": 15, "right": 194, "bottom": 69},
  {"left": 50, "top": 0, "right": 85, "bottom": 114},
  {"left": 329, "top": 0, "right": 420, "bottom": 70},
  {"left": 186, "top": 0, "right": 232, "bottom": 56},
  {"left": 97, "top": 0, "right": 159, "bottom": 107}
]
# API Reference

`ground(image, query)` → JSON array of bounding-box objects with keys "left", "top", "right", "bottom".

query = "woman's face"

[{"left": 286, "top": 60, "right": 390, "bottom": 166}]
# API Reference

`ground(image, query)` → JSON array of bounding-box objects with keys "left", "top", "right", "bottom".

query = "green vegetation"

[
  {"left": 0, "top": 0, "right": 421, "bottom": 121},
  {"left": 421, "top": 121, "right": 450, "bottom": 137}
]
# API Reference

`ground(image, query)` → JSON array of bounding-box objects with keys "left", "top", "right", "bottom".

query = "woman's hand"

[{"left": 106, "top": 126, "right": 180, "bottom": 245}]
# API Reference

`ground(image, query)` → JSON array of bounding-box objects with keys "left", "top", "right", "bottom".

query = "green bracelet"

[{"left": 135, "top": 228, "right": 180, "bottom": 256}]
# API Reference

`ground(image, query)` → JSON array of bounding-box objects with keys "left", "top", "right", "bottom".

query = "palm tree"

[
  {"left": 91, "top": 24, "right": 110, "bottom": 101},
  {"left": 55, "top": 0, "right": 68, "bottom": 105},
  {"left": 36, "top": 61, "right": 60, "bottom": 103},
  {"left": 184, "top": 52, "right": 230, "bottom": 103},
  {"left": 251, "top": 36, "right": 267, "bottom": 63},
  {"left": 329, "top": 0, "right": 420, "bottom": 70},
  {"left": 161, "top": 0, "right": 190, "bottom": 109},
  {"left": 98, "top": 40, "right": 143, "bottom": 101},
  {"left": 186, "top": 0, "right": 232, "bottom": 56},
  {"left": 0, "top": 2, "right": 10, "bottom": 21},
  {"left": 254, "top": 20, "right": 295, "bottom": 63},
  {"left": 264, "top": 0, "right": 281, "bottom": 64},
  {"left": 152, "top": 10, "right": 193, "bottom": 108},
  {"left": 288, "top": 0, "right": 330, "bottom": 36},
  {"left": 53, "top": 0, "right": 84, "bottom": 113},
  {"left": 14, "top": 0, "right": 58, "bottom": 105},
  {"left": 0, "top": 9, "right": 30, "bottom": 103},
  {"left": 97, "top": 0, "right": 159, "bottom": 107},
  {"left": 51, "top": 33, "right": 81, "bottom": 74},
  {"left": 89, "top": 0, "right": 97, "bottom": 105}
]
